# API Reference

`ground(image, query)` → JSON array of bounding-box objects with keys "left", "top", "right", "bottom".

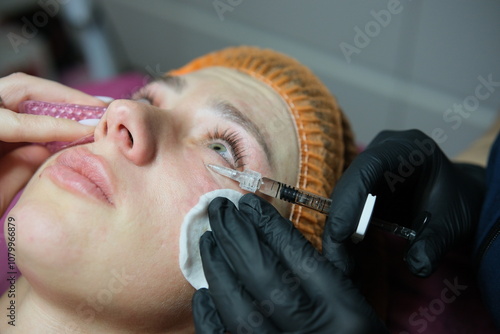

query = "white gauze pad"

[{"left": 179, "top": 189, "right": 243, "bottom": 289}]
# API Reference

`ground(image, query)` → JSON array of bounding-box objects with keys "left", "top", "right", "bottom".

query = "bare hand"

[{"left": 0, "top": 73, "right": 106, "bottom": 215}]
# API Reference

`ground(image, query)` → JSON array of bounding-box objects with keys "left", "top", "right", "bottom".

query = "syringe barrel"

[{"left": 259, "top": 177, "right": 332, "bottom": 214}]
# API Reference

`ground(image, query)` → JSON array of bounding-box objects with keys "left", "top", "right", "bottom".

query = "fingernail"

[
  {"left": 94, "top": 96, "right": 114, "bottom": 103},
  {"left": 78, "top": 119, "right": 100, "bottom": 126}
]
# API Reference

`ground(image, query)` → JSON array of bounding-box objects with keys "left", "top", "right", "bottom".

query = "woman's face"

[{"left": 9, "top": 67, "right": 299, "bottom": 326}]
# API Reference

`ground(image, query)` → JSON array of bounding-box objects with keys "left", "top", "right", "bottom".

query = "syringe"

[{"left": 207, "top": 164, "right": 418, "bottom": 241}]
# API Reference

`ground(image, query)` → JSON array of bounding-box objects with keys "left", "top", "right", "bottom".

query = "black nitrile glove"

[
  {"left": 193, "top": 194, "right": 388, "bottom": 334},
  {"left": 323, "top": 129, "right": 486, "bottom": 277}
]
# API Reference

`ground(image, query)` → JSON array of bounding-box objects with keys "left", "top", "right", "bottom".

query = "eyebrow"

[
  {"left": 154, "top": 75, "right": 186, "bottom": 94},
  {"left": 212, "top": 100, "right": 274, "bottom": 167}
]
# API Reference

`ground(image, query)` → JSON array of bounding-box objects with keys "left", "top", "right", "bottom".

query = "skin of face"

[{"left": 4, "top": 67, "right": 299, "bottom": 332}]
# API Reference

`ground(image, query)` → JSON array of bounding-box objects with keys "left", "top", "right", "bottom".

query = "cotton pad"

[{"left": 179, "top": 189, "right": 242, "bottom": 289}]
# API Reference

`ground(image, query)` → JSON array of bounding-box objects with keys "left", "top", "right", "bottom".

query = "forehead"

[
  {"left": 185, "top": 67, "right": 286, "bottom": 112},
  {"left": 182, "top": 67, "right": 295, "bottom": 135}
]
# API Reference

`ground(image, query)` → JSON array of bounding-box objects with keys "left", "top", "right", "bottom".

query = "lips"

[{"left": 43, "top": 147, "right": 115, "bottom": 205}]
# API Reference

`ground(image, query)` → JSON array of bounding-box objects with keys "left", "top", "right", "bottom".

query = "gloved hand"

[
  {"left": 323, "top": 129, "right": 486, "bottom": 277},
  {"left": 193, "top": 194, "right": 388, "bottom": 334}
]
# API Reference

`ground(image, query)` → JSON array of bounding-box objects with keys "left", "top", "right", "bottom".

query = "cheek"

[
  {"left": 173, "top": 149, "right": 222, "bottom": 210},
  {"left": 137, "top": 157, "right": 218, "bottom": 251},
  {"left": 245, "top": 146, "right": 273, "bottom": 176},
  {"left": 8, "top": 193, "right": 92, "bottom": 280}
]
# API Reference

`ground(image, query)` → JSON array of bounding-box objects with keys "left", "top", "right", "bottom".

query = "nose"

[{"left": 94, "top": 100, "right": 156, "bottom": 165}]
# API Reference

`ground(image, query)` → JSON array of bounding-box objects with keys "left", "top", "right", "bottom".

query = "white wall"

[{"left": 97, "top": 0, "right": 500, "bottom": 156}]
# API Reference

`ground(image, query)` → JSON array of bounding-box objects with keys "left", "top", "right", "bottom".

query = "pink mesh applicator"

[{"left": 18, "top": 100, "right": 107, "bottom": 153}]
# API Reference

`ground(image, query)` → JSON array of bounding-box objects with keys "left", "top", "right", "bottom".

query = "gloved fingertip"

[
  {"left": 208, "top": 196, "right": 231, "bottom": 211},
  {"left": 192, "top": 288, "right": 208, "bottom": 302},
  {"left": 238, "top": 193, "right": 279, "bottom": 228},
  {"left": 199, "top": 231, "right": 216, "bottom": 248},
  {"left": 238, "top": 193, "right": 265, "bottom": 213},
  {"left": 325, "top": 215, "right": 356, "bottom": 243},
  {"left": 193, "top": 288, "right": 226, "bottom": 333},
  {"left": 321, "top": 238, "right": 355, "bottom": 276},
  {"left": 405, "top": 240, "right": 436, "bottom": 277},
  {"left": 240, "top": 192, "right": 260, "bottom": 204},
  {"left": 193, "top": 288, "right": 210, "bottom": 302}
]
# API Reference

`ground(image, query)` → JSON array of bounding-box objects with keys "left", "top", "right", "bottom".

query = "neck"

[{"left": 0, "top": 277, "right": 194, "bottom": 334}]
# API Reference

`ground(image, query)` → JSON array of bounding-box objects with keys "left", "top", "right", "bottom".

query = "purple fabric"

[
  {"left": 385, "top": 234, "right": 498, "bottom": 333},
  {"left": 73, "top": 72, "right": 148, "bottom": 99}
]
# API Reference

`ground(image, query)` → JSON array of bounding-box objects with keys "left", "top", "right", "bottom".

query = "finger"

[
  {"left": 208, "top": 198, "right": 303, "bottom": 301},
  {"left": 238, "top": 195, "right": 345, "bottom": 295},
  {"left": 192, "top": 289, "right": 225, "bottom": 334},
  {"left": 0, "top": 145, "right": 50, "bottom": 214},
  {"left": 323, "top": 151, "right": 385, "bottom": 264},
  {"left": 326, "top": 155, "right": 383, "bottom": 241},
  {"left": 365, "top": 129, "right": 400, "bottom": 149},
  {"left": 405, "top": 229, "right": 444, "bottom": 277},
  {"left": 0, "top": 142, "right": 24, "bottom": 157},
  {"left": 0, "top": 73, "right": 106, "bottom": 111},
  {"left": 320, "top": 238, "right": 355, "bottom": 275},
  {"left": 212, "top": 195, "right": 347, "bottom": 331},
  {"left": 199, "top": 232, "right": 277, "bottom": 334},
  {"left": 405, "top": 207, "right": 460, "bottom": 277},
  {"left": 239, "top": 195, "right": 385, "bottom": 331},
  {"left": 324, "top": 132, "right": 423, "bottom": 246},
  {"left": 405, "top": 162, "right": 483, "bottom": 277},
  {"left": 0, "top": 109, "right": 94, "bottom": 143},
  {"left": 327, "top": 130, "right": 428, "bottom": 224},
  {"left": 208, "top": 198, "right": 322, "bottom": 331}
]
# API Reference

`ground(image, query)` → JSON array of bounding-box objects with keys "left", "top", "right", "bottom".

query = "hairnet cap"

[{"left": 171, "top": 46, "right": 357, "bottom": 250}]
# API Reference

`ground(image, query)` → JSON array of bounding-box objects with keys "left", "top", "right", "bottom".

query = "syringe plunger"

[{"left": 258, "top": 177, "right": 331, "bottom": 214}]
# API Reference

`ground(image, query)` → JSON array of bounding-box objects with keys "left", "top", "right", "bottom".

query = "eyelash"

[
  {"left": 133, "top": 90, "right": 246, "bottom": 168},
  {"left": 207, "top": 128, "right": 246, "bottom": 169},
  {"left": 132, "top": 89, "right": 156, "bottom": 105}
]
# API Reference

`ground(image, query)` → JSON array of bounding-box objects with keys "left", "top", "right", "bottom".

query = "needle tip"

[
  {"left": 205, "top": 164, "right": 237, "bottom": 179},
  {"left": 206, "top": 164, "right": 225, "bottom": 174}
]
